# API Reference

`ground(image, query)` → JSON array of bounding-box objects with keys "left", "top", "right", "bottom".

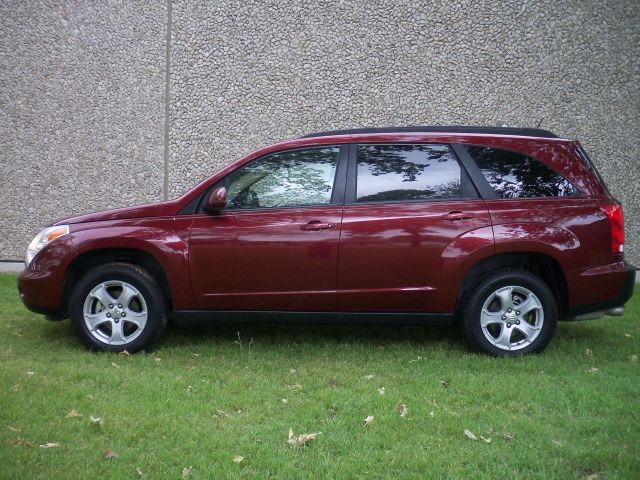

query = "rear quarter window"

[
  {"left": 465, "top": 145, "right": 576, "bottom": 198},
  {"left": 575, "top": 145, "right": 611, "bottom": 196}
]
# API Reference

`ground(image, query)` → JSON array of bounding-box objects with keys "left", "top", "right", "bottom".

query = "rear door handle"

[
  {"left": 442, "top": 211, "right": 476, "bottom": 221},
  {"left": 300, "top": 220, "right": 335, "bottom": 231}
]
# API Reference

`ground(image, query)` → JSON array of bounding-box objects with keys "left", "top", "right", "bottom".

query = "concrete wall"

[
  {"left": 1, "top": 0, "right": 639, "bottom": 265},
  {"left": 1, "top": 1, "right": 167, "bottom": 260}
]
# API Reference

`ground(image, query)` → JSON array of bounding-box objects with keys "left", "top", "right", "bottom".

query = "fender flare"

[{"left": 69, "top": 224, "right": 194, "bottom": 309}]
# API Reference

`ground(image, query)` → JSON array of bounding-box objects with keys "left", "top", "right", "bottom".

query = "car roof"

[{"left": 301, "top": 126, "right": 559, "bottom": 139}]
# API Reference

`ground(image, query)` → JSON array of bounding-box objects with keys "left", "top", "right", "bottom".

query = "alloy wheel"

[
  {"left": 82, "top": 280, "right": 148, "bottom": 346},
  {"left": 480, "top": 285, "right": 544, "bottom": 351}
]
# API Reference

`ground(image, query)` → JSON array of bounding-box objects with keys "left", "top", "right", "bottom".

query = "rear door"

[
  {"left": 189, "top": 145, "right": 348, "bottom": 311},
  {"left": 337, "top": 143, "right": 492, "bottom": 313}
]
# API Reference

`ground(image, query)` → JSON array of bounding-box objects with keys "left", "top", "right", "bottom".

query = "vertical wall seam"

[{"left": 163, "top": 0, "right": 172, "bottom": 200}]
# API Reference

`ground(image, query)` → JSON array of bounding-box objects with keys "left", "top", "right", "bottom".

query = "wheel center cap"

[
  {"left": 111, "top": 310, "right": 122, "bottom": 320},
  {"left": 506, "top": 311, "right": 516, "bottom": 321}
]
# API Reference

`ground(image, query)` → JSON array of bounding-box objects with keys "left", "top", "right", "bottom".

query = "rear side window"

[
  {"left": 466, "top": 146, "right": 576, "bottom": 198},
  {"left": 575, "top": 145, "right": 610, "bottom": 195},
  {"left": 356, "top": 144, "right": 467, "bottom": 202}
]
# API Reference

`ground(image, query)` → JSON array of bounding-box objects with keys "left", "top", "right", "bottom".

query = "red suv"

[{"left": 18, "top": 126, "right": 636, "bottom": 356}]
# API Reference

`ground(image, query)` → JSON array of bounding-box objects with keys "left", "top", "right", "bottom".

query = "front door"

[{"left": 189, "top": 145, "right": 347, "bottom": 311}]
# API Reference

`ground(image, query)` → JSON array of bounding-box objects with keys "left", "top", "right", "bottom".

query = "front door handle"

[
  {"left": 442, "top": 211, "right": 476, "bottom": 221},
  {"left": 300, "top": 220, "right": 335, "bottom": 231}
]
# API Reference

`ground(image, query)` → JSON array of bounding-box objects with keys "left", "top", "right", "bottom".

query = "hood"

[{"left": 53, "top": 202, "right": 165, "bottom": 226}]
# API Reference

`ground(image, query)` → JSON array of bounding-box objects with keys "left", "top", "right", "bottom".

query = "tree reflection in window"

[
  {"left": 226, "top": 147, "right": 339, "bottom": 209},
  {"left": 356, "top": 144, "right": 462, "bottom": 202},
  {"left": 466, "top": 146, "right": 575, "bottom": 199}
]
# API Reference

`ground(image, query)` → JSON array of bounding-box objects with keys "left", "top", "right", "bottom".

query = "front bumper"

[{"left": 18, "top": 235, "right": 77, "bottom": 317}]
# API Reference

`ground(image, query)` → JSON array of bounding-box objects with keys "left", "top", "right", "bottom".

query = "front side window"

[
  {"left": 356, "top": 144, "right": 464, "bottom": 202},
  {"left": 466, "top": 145, "right": 576, "bottom": 198},
  {"left": 224, "top": 147, "right": 339, "bottom": 209}
]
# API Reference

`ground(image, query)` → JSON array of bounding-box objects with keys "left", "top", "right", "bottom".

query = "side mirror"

[{"left": 205, "top": 186, "right": 227, "bottom": 212}]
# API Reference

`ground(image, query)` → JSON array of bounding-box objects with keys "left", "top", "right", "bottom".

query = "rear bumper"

[{"left": 565, "top": 266, "right": 636, "bottom": 319}]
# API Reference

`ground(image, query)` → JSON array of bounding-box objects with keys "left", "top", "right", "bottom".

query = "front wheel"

[
  {"left": 461, "top": 269, "right": 558, "bottom": 356},
  {"left": 69, "top": 263, "right": 168, "bottom": 352}
]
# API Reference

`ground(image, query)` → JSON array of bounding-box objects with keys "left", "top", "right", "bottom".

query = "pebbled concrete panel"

[
  {"left": 169, "top": 0, "right": 639, "bottom": 265},
  {"left": 1, "top": 1, "right": 638, "bottom": 266},
  {"left": 0, "top": 1, "right": 166, "bottom": 260}
]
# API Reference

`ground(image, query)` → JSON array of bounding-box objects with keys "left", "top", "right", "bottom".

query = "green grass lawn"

[{"left": 1, "top": 274, "right": 638, "bottom": 479}]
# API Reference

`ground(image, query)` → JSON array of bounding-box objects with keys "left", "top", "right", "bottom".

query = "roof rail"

[{"left": 301, "top": 126, "right": 559, "bottom": 139}]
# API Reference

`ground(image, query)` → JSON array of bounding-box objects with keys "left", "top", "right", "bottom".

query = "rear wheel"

[
  {"left": 69, "top": 263, "right": 167, "bottom": 352},
  {"left": 461, "top": 269, "right": 558, "bottom": 356}
]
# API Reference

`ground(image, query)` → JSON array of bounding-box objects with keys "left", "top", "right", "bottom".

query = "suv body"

[{"left": 18, "top": 126, "right": 636, "bottom": 355}]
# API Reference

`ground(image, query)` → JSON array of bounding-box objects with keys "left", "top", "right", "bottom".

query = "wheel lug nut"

[
  {"left": 109, "top": 304, "right": 113, "bottom": 308},
  {"left": 516, "top": 320, "right": 520, "bottom": 325},
  {"left": 507, "top": 308, "right": 512, "bottom": 313},
  {"left": 502, "top": 315, "right": 506, "bottom": 320},
  {"left": 118, "top": 304, "right": 122, "bottom": 308},
  {"left": 516, "top": 311, "right": 520, "bottom": 315},
  {"left": 106, "top": 313, "right": 111, "bottom": 318},
  {"left": 114, "top": 318, "right": 119, "bottom": 323},
  {"left": 121, "top": 312, "right": 126, "bottom": 317},
  {"left": 506, "top": 323, "right": 511, "bottom": 328}
]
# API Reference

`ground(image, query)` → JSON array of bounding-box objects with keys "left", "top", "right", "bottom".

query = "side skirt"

[{"left": 172, "top": 310, "right": 455, "bottom": 326}]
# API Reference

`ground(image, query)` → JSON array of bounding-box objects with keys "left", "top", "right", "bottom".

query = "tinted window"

[
  {"left": 356, "top": 144, "right": 464, "bottom": 202},
  {"left": 575, "top": 146, "right": 610, "bottom": 195},
  {"left": 466, "top": 146, "right": 576, "bottom": 198},
  {"left": 225, "top": 147, "right": 339, "bottom": 209}
]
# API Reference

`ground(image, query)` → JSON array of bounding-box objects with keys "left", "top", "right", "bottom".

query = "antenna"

[{"left": 536, "top": 117, "right": 544, "bottom": 128}]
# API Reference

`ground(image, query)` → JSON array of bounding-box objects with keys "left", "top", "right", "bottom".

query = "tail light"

[{"left": 600, "top": 204, "right": 624, "bottom": 253}]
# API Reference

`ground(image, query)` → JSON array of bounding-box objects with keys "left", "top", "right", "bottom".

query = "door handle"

[
  {"left": 300, "top": 220, "right": 335, "bottom": 231},
  {"left": 442, "top": 211, "right": 475, "bottom": 221}
]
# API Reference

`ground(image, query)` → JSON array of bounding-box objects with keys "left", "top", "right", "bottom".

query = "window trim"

[
  {"left": 462, "top": 143, "right": 581, "bottom": 199},
  {"left": 451, "top": 143, "right": 497, "bottom": 200},
  {"left": 575, "top": 145, "right": 609, "bottom": 196},
  {"left": 344, "top": 142, "right": 480, "bottom": 205},
  {"left": 193, "top": 144, "right": 349, "bottom": 214}
]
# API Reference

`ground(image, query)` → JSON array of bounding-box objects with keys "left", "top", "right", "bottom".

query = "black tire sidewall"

[
  {"left": 69, "top": 263, "right": 167, "bottom": 352},
  {"left": 462, "top": 269, "right": 558, "bottom": 356}
]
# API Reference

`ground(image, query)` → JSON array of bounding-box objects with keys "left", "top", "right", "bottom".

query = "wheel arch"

[
  {"left": 61, "top": 248, "right": 172, "bottom": 317},
  {"left": 455, "top": 252, "right": 569, "bottom": 321}
]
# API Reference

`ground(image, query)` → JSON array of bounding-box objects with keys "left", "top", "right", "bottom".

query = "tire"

[
  {"left": 69, "top": 263, "right": 168, "bottom": 353},
  {"left": 461, "top": 268, "right": 558, "bottom": 356}
]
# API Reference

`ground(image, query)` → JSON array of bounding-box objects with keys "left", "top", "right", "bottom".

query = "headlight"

[{"left": 25, "top": 225, "right": 69, "bottom": 267}]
